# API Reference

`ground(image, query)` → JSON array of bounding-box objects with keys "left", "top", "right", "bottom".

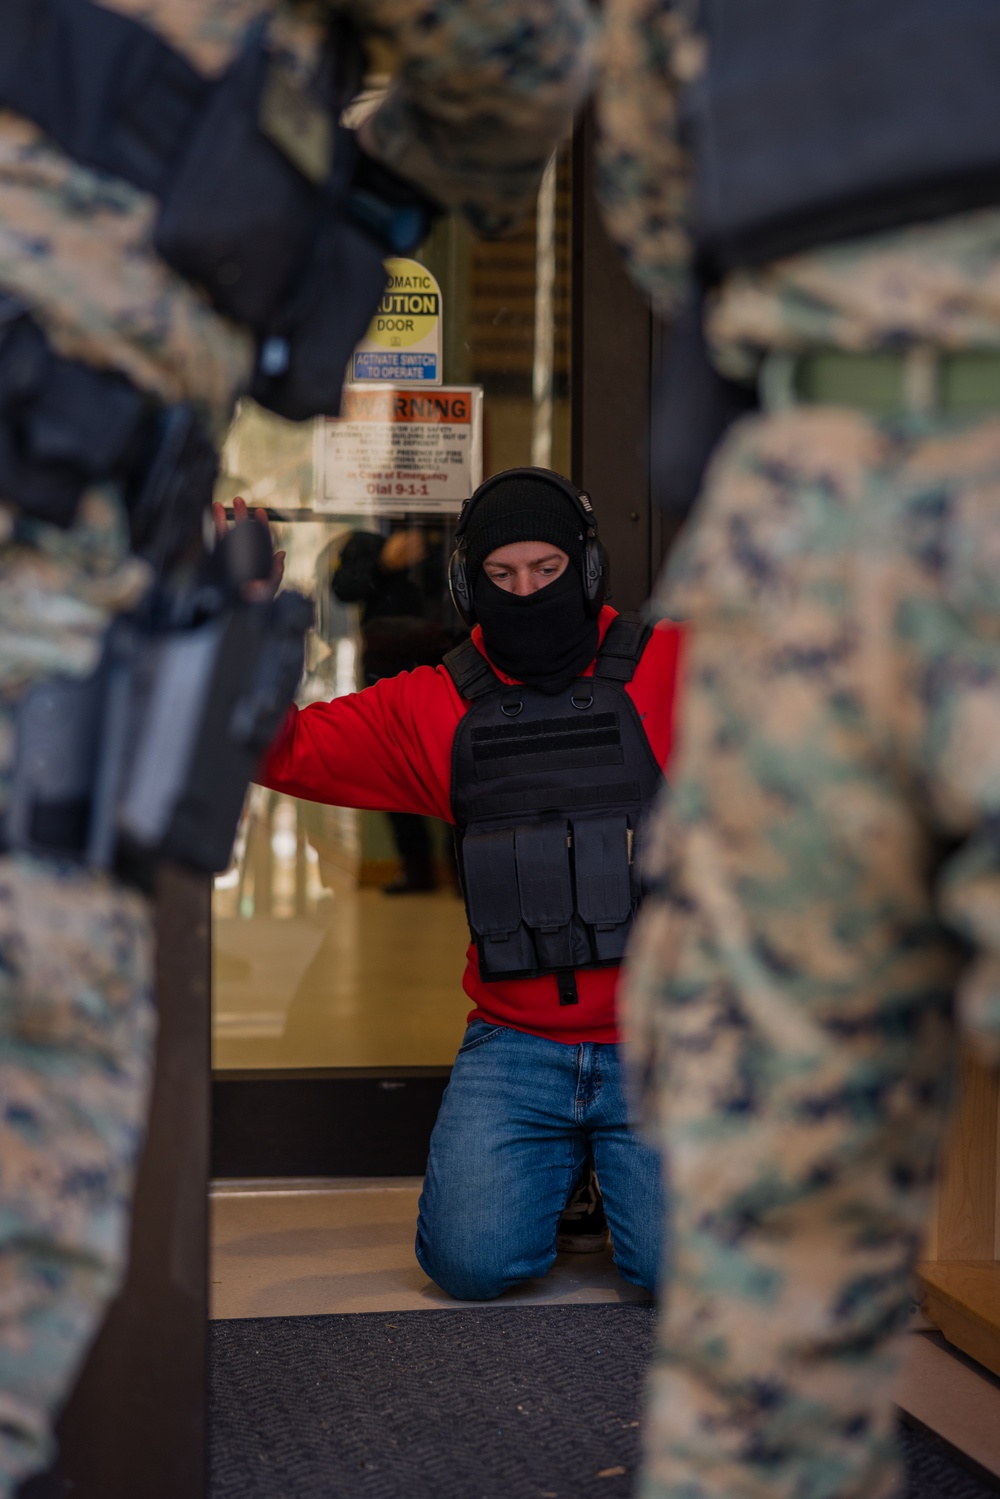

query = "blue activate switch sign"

[{"left": 353, "top": 351, "right": 439, "bottom": 382}]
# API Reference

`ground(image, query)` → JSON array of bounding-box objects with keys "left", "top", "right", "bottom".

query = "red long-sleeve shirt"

[{"left": 261, "top": 607, "right": 685, "bottom": 1044}]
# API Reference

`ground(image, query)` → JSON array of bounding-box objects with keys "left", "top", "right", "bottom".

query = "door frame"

[
  {"left": 210, "top": 115, "right": 662, "bottom": 1179},
  {"left": 19, "top": 866, "right": 211, "bottom": 1499},
  {"left": 572, "top": 109, "right": 662, "bottom": 611}
]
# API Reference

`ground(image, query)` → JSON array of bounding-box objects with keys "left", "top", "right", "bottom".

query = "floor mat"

[
  {"left": 211, "top": 1305, "right": 652, "bottom": 1499},
  {"left": 210, "top": 1306, "right": 1000, "bottom": 1499},
  {"left": 900, "top": 1421, "right": 1000, "bottom": 1499}
]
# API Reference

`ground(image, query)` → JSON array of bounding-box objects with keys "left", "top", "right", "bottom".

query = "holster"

[
  {"left": 6, "top": 525, "right": 314, "bottom": 883},
  {"left": 0, "top": 0, "right": 438, "bottom": 420}
]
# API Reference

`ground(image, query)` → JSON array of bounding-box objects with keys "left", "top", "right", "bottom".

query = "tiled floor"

[{"left": 211, "top": 1177, "right": 652, "bottom": 1319}]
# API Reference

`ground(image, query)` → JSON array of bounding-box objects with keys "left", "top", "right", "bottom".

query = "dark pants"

[{"left": 387, "top": 811, "right": 433, "bottom": 873}]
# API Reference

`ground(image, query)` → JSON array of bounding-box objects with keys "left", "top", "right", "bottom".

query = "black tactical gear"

[
  {"left": 0, "top": 295, "right": 217, "bottom": 560},
  {"left": 652, "top": 1, "right": 999, "bottom": 524},
  {"left": 445, "top": 614, "right": 662, "bottom": 1004},
  {"left": 6, "top": 520, "right": 314, "bottom": 883},
  {"left": 688, "top": 0, "right": 1000, "bottom": 271},
  {"left": 0, "top": 0, "right": 435, "bottom": 421}
]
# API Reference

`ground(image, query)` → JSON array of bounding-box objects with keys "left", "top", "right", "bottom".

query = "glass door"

[{"left": 211, "top": 149, "right": 573, "bottom": 1121}]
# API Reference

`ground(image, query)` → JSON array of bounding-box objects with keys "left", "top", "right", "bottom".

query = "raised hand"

[{"left": 211, "top": 495, "right": 286, "bottom": 600}]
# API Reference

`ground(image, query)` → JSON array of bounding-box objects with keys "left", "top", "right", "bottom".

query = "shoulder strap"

[
  {"left": 592, "top": 612, "right": 653, "bottom": 684},
  {"left": 443, "top": 638, "right": 501, "bottom": 701}
]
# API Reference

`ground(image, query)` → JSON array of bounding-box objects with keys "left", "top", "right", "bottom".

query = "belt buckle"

[
  {"left": 757, "top": 351, "right": 798, "bottom": 412},
  {"left": 900, "top": 345, "right": 937, "bottom": 414}
]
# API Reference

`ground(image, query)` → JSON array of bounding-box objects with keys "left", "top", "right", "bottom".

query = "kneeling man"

[{"left": 253, "top": 468, "right": 684, "bottom": 1299}]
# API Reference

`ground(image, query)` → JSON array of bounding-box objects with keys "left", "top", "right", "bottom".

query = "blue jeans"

[{"left": 416, "top": 1020, "right": 666, "bottom": 1301}]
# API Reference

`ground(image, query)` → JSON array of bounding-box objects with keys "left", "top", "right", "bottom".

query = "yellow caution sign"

[{"left": 352, "top": 258, "right": 443, "bottom": 384}]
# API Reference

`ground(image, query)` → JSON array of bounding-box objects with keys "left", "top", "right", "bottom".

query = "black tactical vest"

[{"left": 445, "top": 614, "right": 663, "bottom": 1004}]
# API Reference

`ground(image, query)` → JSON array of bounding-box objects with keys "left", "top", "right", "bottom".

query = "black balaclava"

[{"left": 464, "top": 474, "right": 599, "bottom": 693}]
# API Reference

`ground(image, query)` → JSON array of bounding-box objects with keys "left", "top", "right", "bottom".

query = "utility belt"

[
  {"left": 0, "top": 0, "right": 436, "bottom": 422},
  {"left": 657, "top": 0, "right": 1000, "bottom": 521},
  {"left": 652, "top": 331, "right": 1000, "bottom": 525},
  {"left": 0, "top": 301, "right": 313, "bottom": 886},
  {"left": 5, "top": 518, "right": 313, "bottom": 889},
  {"left": 757, "top": 348, "right": 1000, "bottom": 417}
]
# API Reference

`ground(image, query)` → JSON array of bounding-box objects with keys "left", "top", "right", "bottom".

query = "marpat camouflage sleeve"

[
  {"left": 350, "top": 0, "right": 595, "bottom": 235},
  {"left": 0, "top": 0, "right": 592, "bottom": 432},
  {"left": 623, "top": 403, "right": 1000, "bottom": 1499},
  {"left": 594, "top": 0, "right": 696, "bottom": 316}
]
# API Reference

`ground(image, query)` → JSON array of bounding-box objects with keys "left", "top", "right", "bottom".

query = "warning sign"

[
  {"left": 315, "top": 385, "right": 483, "bottom": 514},
  {"left": 352, "top": 258, "right": 443, "bottom": 385}
]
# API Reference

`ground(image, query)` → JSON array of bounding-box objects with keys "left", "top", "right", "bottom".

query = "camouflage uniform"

[
  {"left": 0, "top": 492, "right": 156, "bottom": 1495},
  {"left": 0, "top": 3, "right": 590, "bottom": 1491},
  {"left": 595, "top": 4, "right": 1000, "bottom": 1497}
]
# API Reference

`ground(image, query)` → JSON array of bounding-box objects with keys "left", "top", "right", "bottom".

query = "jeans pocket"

[{"left": 457, "top": 1019, "right": 509, "bottom": 1054}]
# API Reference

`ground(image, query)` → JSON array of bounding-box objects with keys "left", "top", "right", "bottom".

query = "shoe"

[{"left": 557, "top": 1168, "right": 610, "bottom": 1253}]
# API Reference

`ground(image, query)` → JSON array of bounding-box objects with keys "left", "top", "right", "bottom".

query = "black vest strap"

[
  {"left": 446, "top": 613, "right": 652, "bottom": 701},
  {"left": 0, "top": 0, "right": 208, "bottom": 197},
  {"left": 592, "top": 612, "right": 653, "bottom": 683},
  {"left": 556, "top": 970, "right": 578, "bottom": 1007},
  {"left": 443, "top": 638, "right": 501, "bottom": 702}
]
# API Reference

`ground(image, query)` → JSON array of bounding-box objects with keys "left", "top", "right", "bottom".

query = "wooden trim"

[
  {"left": 926, "top": 1050, "right": 1000, "bottom": 1262},
  {"left": 920, "top": 1045, "right": 1000, "bottom": 1382},
  {"left": 918, "top": 1262, "right": 1000, "bottom": 1380},
  {"left": 22, "top": 865, "right": 211, "bottom": 1499}
]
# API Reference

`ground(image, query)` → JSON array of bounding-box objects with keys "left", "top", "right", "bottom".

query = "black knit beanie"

[{"left": 463, "top": 473, "right": 585, "bottom": 586}]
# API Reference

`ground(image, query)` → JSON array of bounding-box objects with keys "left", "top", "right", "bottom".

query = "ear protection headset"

[{"left": 448, "top": 467, "right": 609, "bottom": 627}]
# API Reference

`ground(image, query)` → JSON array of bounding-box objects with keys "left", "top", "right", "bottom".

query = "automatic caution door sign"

[
  {"left": 352, "top": 258, "right": 443, "bottom": 384},
  {"left": 315, "top": 385, "right": 483, "bottom": 514}
]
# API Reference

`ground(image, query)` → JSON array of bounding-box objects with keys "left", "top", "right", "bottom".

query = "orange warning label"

[
  {"left": 340, "top": 388, "right": 472, "bottom": 425},
  {"left": 317, "top": 383, "right": 483, "bottom": 514}
]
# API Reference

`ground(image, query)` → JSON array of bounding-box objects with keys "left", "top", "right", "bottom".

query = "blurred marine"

[
  {"left": 0, "top": 1, "right": 591, "bottom": 1492},
  {"left": 597, "top": 3, "right": 1000, "bottom": 1497}
]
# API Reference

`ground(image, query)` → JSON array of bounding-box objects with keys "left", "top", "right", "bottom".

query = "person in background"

[
  {"left": 251, "top": 469, "right": 685, "bottom": 1300},
  {"left": 331, "top": 526, "right": 459, "bottom": 893},
  {"left": 596, "top": 4, "right": 1000, "bottom": 1496}
]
